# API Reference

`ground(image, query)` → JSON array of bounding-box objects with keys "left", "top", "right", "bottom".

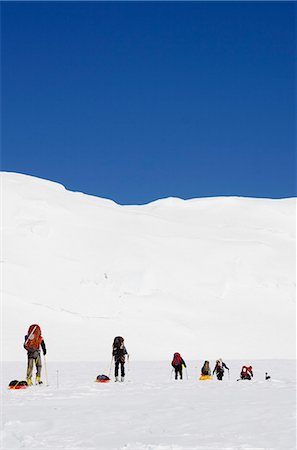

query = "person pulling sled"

[
  {"left": 199, "top": 361, "right": 213, "bottom": 380},
  {"left": 24, "top": 324, "right": 46, "bottom": 385},
  {"left": 240, "top": 365, "right": 253, "bottom": 380},
  {"left": 201, "top": 361, "right": 211, "bottom": 376},
  {"left": 112, "top": 336, "right": 128, "bottom": 382},
  {"left": 171, "top": 352, "right": 187, "bottom": 380},
  {"left": 213, "top": 358, "right": 229, "bottom": 380}
]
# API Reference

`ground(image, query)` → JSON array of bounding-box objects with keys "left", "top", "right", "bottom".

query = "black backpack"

[
  {"left": 113, "top": 336, "right": 124, "bottom": 348},
  {"left": 9, "top": 380, "right": 28, "bottom": 387}
]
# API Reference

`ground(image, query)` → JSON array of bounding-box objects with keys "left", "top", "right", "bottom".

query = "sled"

[
  {"left": 9, "top": 385, "right": 28, "bottom": 390},
  {"left": 199, "top": 375, "right": 213, "bottom": 380},
  {"left": 95, "top": 375, "right": 110, "bottom": 383},
  {"left": 8, "top": 380, "right": 29, "bottom": 390}
]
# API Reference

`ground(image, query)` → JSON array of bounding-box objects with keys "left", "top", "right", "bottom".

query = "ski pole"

[
  {"left": 108, "top": 356, "right": 114, "bottom": 378},
  {"left": 228, "top": 369, "right": 230, "bottom": 381},
  {"left": 185, "top": 367, "right": 189, "bottom": 380},
  {"left": 170, "top": 368, "right": 174, "bottom": 380},
  {"left": 127, "top": 355, "right": 130, "bottom": 382},
  {"left": 43, "top": 354, "right": 49, "bottom": 386}
]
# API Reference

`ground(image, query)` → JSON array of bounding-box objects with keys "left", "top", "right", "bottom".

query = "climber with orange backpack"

[
  {"left": 171, "top": 352, "right": 187, "bottom": 380},
  {"left": 24, "top": 324, "right": 46, "bottom": 385}
]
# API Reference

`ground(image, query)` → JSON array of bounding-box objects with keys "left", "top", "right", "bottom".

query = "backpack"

[
  {"left": 113, "top": 336, "right": 124, "bottom": 349},
  {"left": 9, "top": 380, "right": 28, "bottom": 387},
  {"left": 215, "top": 360, "right": 223, "bottom": 374},
  {"left": 172, "top": 352, "right": 182, "bottom": 367},
  {"left": 24, "top": 324, "right": 42, "bottom": 351}
]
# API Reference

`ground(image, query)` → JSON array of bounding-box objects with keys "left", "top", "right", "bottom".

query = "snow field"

[
  {"left": 2, "top": 360, "right": 296, "bottom": 450},
  {"left": 2, "top": 172, "right": 296, "bottom": 361}
]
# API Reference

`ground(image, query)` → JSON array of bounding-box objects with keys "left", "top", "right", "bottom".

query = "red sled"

[
  {"left": 96, "top": 375, "right": 110, "bottom": 383},
  {"left": 8, "top": 380, "right": 28, "bottom": 390},
  {"left": 8, "top": 385, "right": 28, "bottom": 390}
]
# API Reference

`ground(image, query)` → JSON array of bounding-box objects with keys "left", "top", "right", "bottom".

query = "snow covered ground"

[
  {"left": 1, "top": 172, "right": 296, "bottom": 448},
  {"left": 2, "top": 360, "right": 296, "bottom": 450}
]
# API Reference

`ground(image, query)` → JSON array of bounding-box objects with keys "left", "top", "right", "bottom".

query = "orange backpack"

[
  {"left": 24, "top": 324, "right": 42, "bottom": 350},
  {"left": 172, "top": 353, "right": 182, "bottom": 367}
]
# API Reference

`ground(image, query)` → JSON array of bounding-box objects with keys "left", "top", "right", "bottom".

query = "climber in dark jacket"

[
  {"left": 112, "top": 336, "right": 128, "bottom": 382},
  {"left": 212, "top": 358, "right": 229, "bottom": 380},
  {"left": 171, "top": 352, "right": 187, "bottom": 380}
]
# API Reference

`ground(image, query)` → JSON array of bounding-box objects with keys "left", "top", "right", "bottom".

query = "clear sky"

[{"left": 1, "top": 1, "right": 296, "bottom": 204}]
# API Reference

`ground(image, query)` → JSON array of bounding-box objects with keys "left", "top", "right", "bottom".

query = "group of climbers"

[
  {"left": 172, "top": 353, "right": 255, "bottom": 381},
  {"left": 21, "top": 324, "right": 258, "bottom": 386},
  {"left": 172, "top": 355, "right": 230, "bottom": 381},
  {"left": 22, "top": 325, "right": 130, "bottom": 385}
]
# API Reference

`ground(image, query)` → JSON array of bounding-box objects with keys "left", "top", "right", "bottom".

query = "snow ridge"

[{"left": 1, "top": 172, "right": 296, "bottom": 361}]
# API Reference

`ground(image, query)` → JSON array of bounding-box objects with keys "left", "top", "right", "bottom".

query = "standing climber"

[
  {"left": 171, "top": 352, "right": 187, "bottom": 380},
  {"left": 24, "top": 324, "right": 46, "bottom": 385},
  {"left": 213, "top": 358, "right": 229, "bottom": 380},
  {"left": 112, "top": 336, "right": 128, "bottom": 382}
]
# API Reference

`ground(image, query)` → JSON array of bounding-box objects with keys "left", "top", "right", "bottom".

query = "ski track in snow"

[
  {"left": 2, "top": 361, "right": 296, "bottom": 450},
  {"left": 31, "top": 302, "right": 113, "bottom": 320}
]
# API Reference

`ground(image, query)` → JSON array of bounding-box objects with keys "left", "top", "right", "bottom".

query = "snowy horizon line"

[
  {"left": 2, "top": 358, "right": 296, "bottom": 363},
  {"left": 1, "top": 171, "right": 295, "bottom": 206}
]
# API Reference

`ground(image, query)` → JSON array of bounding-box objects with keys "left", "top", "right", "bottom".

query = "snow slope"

[
  {"left": 1, "top": 172, "right": 296, "bottom": 361},
  {"left": 2, "top": 360, "right": 296, "bottom": 450}
]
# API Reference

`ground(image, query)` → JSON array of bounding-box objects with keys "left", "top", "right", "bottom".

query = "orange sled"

[
  {"left": 199, "top": 375, "right": 213, "bottom": 380},
  {"left": 96, "top": 375, "right": 110, "bottom": 383}
]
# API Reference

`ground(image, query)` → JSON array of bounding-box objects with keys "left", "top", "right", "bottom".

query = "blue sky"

[{"left": 1, "top": 1, "right": 296, "bottom": 204}]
